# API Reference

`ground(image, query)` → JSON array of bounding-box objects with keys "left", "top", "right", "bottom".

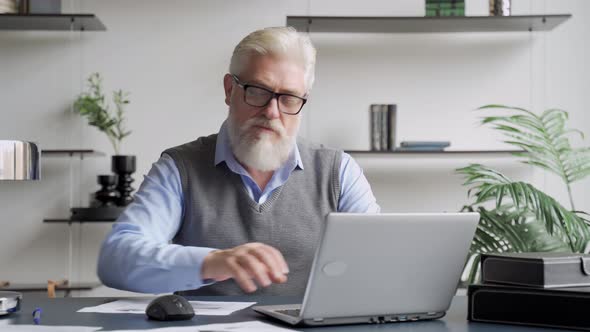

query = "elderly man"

[{"left": 97, "top": 27, "right": 379, "bottom": 296}]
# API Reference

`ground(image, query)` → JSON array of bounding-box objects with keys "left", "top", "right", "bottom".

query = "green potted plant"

[
  {"left": 74, "top": 73, "right": 135, "bottom": 206},
  {"left": 457, "top": 105, "right": 590, "bottom": 283}
]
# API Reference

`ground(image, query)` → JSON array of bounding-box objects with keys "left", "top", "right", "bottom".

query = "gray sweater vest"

[{"left": 163, "top": 134, "right": 341, "bottom": 296}]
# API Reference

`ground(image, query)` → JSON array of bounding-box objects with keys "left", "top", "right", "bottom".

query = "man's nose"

[{"left": 260, "top": 97, "right": 281, "bottom": 120}]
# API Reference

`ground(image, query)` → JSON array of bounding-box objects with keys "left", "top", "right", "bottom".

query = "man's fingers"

[
  {"left": 266, "top": 245, "right": 290, "bottom": 274},
  {"left": 237, "top": 254, "right": 272, "bottom": 287},
  {"left": 227, "top": 258, "right": 257, "bottom": 293},
  {"left": 250, "top": 247, "right": 287, "bottom": 283},
  {"left": 214, "top": 243, "right": 290, "bottom": 292}
]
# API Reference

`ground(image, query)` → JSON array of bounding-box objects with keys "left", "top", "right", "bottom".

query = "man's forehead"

[
  {"left": 249, "top": 75, "right": 303, "bottom": 94},
  {"left": 240, "top": 55, "right": 306, "bottom": 94}
]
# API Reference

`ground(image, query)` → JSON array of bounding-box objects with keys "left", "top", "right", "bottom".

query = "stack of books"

[
  {"left": 425, "top": 0, "right": 465, "bottom": 16},
  {"left": 369, "top": 104, "right": 397, "bottom": 151},
  {"left": 0, "top": 0, "right": 17, "bottom": 13},
  {"left": 397, "top": 141, "right": 450, "bottom": 151},
  {"left": 468, "top": 252, "right": 590, "bottom": 330}
]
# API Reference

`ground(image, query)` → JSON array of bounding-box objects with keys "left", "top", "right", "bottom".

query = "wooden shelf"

[
  {"left": 346, "top": 150, "right": 525, "bottom": 154},
  {"left": 43, "top": 218, "right": 116, "bottom": 223},
  {"left": 0, "top": 281, "right": 101, "bottom": 292},
  {"left": 44, "top": 207, "right": 124, "bottom": 223},
  {"left": 0, "top": 14, "right": 106, "bottom": 31},
  {"left": 287, "top": 15, "right": 571, "bottom": 33},
  {"left": 41, "top": 149, "right": 105, "bottom": 157}
]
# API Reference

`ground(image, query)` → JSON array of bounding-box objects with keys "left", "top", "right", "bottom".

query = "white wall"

[{"left": 0, "top": 0, "right": 588, "bottom": 296}]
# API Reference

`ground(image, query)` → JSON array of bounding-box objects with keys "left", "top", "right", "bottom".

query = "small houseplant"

[
  {"left": 457, "top": 105, "right": 590, "bottom": 283},
  {"left": 74, "top": 73, "right": 135, "bottom": 206},
  {"left": 74, "top": 73, "right": 131, "bottom": 155}
]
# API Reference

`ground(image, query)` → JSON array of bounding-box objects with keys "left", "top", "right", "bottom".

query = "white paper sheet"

[
  {"left": 111, "top": 320, "right": 299, "bottom": 332},
  {"left": 77, "top": 298, "right": 256, "bottom": 316},
  {"left": 0, "top": 325, "right": 101, "bottom": 332}
]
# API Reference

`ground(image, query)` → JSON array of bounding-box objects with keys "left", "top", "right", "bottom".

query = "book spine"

[
  {"left": 387, "top": 104, "right": 397, "bottom": 150},
  {"left": 18, "top": 0, "right": 28, "bottom": 14},
  {"left": 380, "top": 105, "right": 388, "bottom": 151},
  {"left": 370, "top": 104, "right": 381, "bottom": 151}
]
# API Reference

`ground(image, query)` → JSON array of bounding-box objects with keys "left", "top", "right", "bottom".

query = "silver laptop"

[{"left": 253, "top": 212, "right": 479, "bottom": 326}]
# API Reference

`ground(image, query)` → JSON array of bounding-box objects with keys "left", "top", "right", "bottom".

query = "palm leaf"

[
  {"left": 563, "top": 148, "right": 590, "bottom": 182},
  {"left": 457, "top": 164, "right": 590, "bottom": 252},
  {"left": 477, "top": 105, "right": 590, "bottom": 188}
]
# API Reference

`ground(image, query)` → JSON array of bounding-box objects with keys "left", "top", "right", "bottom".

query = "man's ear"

[{"left": 223, "top": 74, "right": 234, "bottom": 106}]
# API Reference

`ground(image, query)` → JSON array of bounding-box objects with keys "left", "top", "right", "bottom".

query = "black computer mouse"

[{"left": 145, "top": 294, "right": 195, "bottom": 321}]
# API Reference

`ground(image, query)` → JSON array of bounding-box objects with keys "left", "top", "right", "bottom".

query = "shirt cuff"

[{"left": 173, "top": 246, "right": 218, "bottom": 291}]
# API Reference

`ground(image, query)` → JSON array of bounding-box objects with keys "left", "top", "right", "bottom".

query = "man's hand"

[{"left": 201, "top": 242, "right": 289, "bottom": 293}]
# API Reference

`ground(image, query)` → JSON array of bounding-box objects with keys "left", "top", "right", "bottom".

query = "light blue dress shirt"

[{"left": 97, "top": 122, "right": 380, "bottom": 293}]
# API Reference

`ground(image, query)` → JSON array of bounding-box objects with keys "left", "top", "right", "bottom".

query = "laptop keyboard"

[{"left": 276, "top": 308, "right": 301, "bottom": 317}]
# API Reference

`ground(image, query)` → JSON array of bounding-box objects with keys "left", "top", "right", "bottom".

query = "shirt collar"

[{"left": 214, "top": 120, "right": 304, "bottom": 172}]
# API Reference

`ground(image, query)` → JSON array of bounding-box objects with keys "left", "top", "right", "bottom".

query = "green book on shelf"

[
  {"left": 440, "top": 8, "right": 465, "bottom": 16},
  {"left": 426, "top": 0, "right": 465, "bottom": 3},
  {"left": 425, "top": 0, "right": 464, "bottom": 16},
  {"left": 426, "top": 9, "right": 437, "bottom": 16}
]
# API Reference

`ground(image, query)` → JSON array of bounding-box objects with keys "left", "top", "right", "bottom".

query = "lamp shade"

[{"left": 0, "top": 140, "right": 40, "bottom": 180}]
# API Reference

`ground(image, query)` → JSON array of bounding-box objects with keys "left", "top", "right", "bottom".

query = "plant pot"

[
  {"left": 111, "top": 155, "right": 136, "bottom": 206},
  {"left": 94, "top": 174, "right": 119, "bottom": 206}
]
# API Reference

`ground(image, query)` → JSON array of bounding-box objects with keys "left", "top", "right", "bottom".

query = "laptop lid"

[{"left": 299, "top": 212, "right": 479, "bottom": 321}]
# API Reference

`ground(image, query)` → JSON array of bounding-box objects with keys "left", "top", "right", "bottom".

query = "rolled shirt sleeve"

[{"left": 337, "top": 152, "right": 381, "bottom": 213}]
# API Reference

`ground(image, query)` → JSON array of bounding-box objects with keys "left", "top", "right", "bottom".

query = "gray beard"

[{"left": 227, "top": 115, "right": 296, "bottom": 172}]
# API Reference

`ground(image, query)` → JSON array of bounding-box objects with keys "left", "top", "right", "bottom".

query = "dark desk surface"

[{"left": 0, "top": 295, "right": 567, "bottom": 331}]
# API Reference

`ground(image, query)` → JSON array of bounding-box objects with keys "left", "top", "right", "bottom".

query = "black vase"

[
  {"left": 94, "top": 174, "right": 119, "bottom": 206},
  {"left": 112, "top": 155, "right": 136, "bottom": 206}
]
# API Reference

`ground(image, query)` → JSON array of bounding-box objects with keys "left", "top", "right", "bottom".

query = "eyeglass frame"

[{"left": 230, "top": 74, "right": 307, "bottom": 115}]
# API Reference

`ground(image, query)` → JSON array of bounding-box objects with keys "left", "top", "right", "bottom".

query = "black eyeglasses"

[{"left": 231, "top": 74, "right": 307, "bottom": 115}]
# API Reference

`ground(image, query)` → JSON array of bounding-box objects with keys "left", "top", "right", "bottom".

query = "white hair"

[{"left": 229, "top": 26, "right": 316, "bottom": 91}]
